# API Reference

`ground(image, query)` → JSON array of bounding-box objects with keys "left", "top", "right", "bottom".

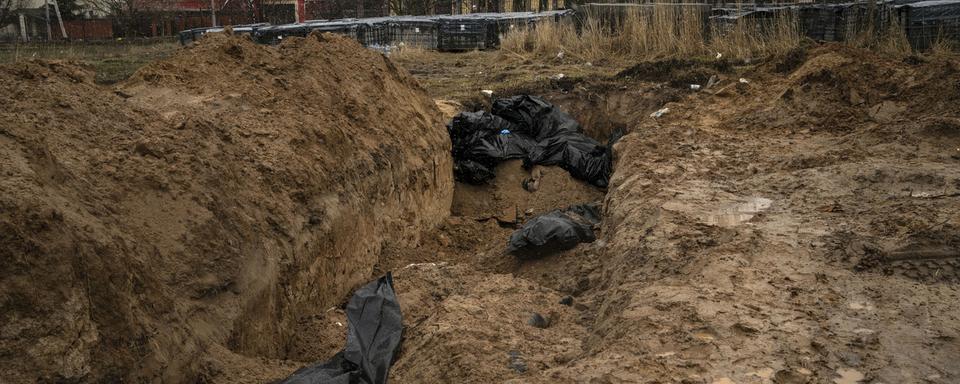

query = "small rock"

[
  {"left": 522, "top": 177, "right": 540, "bottom": 192},
  {"left": 839, "top": 351, "right": 862, "bottom": 367},
  {"left": 495, "top": 207, "right": 518, "bottom": 225},
  {"left": 732, "top": 321, "right": 760, "bottom": 334},
  {"left": 833, "top": 368, "right": 864, "bottom": 384},
  {"left": 559, "top": 296, "right": 573, "bottom": 306},
  {"left": 528, "top": 312, "right": 550, "bottom": 329},
  {"left": 849, "top": 89, "right": 865, "bottom": 105},
  {"left": 773, "top": 369, "right": 810, "bottom": 384},
  {"left": 437, "top": 234, "right": 451, "bottom": 247},
  {"left": 751, "top": 368, "right": 774, "bottom": 380}
]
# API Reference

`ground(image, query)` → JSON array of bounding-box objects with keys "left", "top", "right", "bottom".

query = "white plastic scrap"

[
  {"left": 690, "top": 84, "right": 701, "bottom": 90},
  {"left": 716, "top": 52, "right": 723, "bottom": 59},
  {"left": 402, "top": 261, "right": 449, "bottom": 269},
  {"left": 550, "top": 73, "right": 565, "bottom": 80},
  {"left": 556, "top": 51, "right": 565, "bottom": 59},
  {"left": 481, "top": 89, "right": 494, "bottom": 97},
  {"left": 650, "top": 107, "right": 670, "bottom": 118},
  {"left": 739, "top": 78, "right": 750, "bottom": 84}
]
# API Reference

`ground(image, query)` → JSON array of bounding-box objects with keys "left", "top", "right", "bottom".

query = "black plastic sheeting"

[
  {"left": 448, "top": 95, "right": 617, "bottom": 188},
  {"left": 280, "top": 274, "right": 403, "bottom": 384},
  {"left": 507, "top": 203, "right": 602, "bottom": 258}
]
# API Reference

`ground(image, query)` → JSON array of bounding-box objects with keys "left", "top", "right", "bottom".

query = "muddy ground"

[
  {"left": 2, "top": 33, "right": 959, "bottom": 384},
  {"left": 384, "top": 44, "right": 960, "bottom": 383}
]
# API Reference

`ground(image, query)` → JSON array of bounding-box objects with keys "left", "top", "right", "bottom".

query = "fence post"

[{"left": 19, "top": 13, "right": 28, "bottom": 42}]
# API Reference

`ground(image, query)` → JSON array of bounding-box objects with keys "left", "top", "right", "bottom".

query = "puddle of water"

[
  {"left": 703, "top": 197, "right": 773, "bottom": 227},
  {"left": 833, "top": 368, "right": 865, "bottom": 384}
]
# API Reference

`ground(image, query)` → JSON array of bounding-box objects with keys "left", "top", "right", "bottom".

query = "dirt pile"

[
  {"left": 0, "top": 32, "right": 452, "bottom": 383},
  {"left": 564, "top": 44, "right": 960, "bottom": 382},
  {"left": 383, "top": 42, "right": 960, "bottom": 383}
]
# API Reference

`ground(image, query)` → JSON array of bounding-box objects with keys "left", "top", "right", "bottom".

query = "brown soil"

[
  {"left": 3, "top": 32, "right": 960, "bottom": 384},
  {"left": 0, "top": 33, "right": 451, "bottom": 383},
  {"left": 377, "top": 43, "right": 960, "bottom": 383}
]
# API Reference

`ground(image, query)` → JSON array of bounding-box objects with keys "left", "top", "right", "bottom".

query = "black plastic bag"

[
  {"left": 491, "top": 95, "right": 582, "bottom": 140},
  {"left": 280, "top": 274, "right": 403, "bottom": 384},
  {"left": 447, "top": 95, "right": 617, "bottom": 188},
  {"left": 507, "top": 204, "right": 601, "bottom": 258}
]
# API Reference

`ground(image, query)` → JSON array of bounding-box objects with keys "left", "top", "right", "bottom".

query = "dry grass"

[
  {"left": 389, "top": 44, "right": 433, "bottom": 61},
  {"left": 499, "top": 5, "right": 807, "bottom": 63},
  {"left": 501, "top": 4, "right": 949, "bottom": 63},
  {"left": 877, "top": 16, "right": 912, "bottom": 55},
  {"left": 619, "top": 5, "right": 707, "bottom": 59},
  {"left": 710, "top": 8, "right": 802, "bottom": 59},
  {"left": 0, "top": 38, "right": 180, "bottom": 83}
]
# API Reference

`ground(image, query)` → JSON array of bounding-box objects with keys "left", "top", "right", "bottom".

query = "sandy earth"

[
  {"left": 385, "top": 44, "right": 960, "bottom": 383},
  {"left": 1, "top": 32, "right": 959, "bottom": 384},
  {"left": 0, "top": 33, "right": 452, "bottom": 383}
]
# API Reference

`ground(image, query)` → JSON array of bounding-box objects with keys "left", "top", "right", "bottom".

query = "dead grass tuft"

[{"left": 496, "top": 4, "right": 940, "bottom": 64}]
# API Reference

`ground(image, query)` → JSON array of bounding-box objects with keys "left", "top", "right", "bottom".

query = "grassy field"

[{"left": 0, "top": 38, "right": 180, "bottom": 83}]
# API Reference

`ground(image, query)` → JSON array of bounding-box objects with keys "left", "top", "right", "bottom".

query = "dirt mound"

[
  {"left": 727, "top": 43, "right": 960, "bottom": 133},
  {"left": 562, "top": 44, "right": 960, "bottom": 383},
  {"left": 350, "top": 39, "right": 960, "bottom": 383},
  {"left": 0, "top": 32, "right": 452, "bottom": 383},
  {"left": 617, "top": 58, "right": 733, "bottom": 89}
]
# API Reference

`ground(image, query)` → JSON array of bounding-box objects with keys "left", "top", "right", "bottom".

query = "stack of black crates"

[{"left": 178, "top": 11, "right": 574, "bottom": 51}]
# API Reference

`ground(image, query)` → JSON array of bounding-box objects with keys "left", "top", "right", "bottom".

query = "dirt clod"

[{"left": 527, "top": 312, "right": 551, "bottom": 328}]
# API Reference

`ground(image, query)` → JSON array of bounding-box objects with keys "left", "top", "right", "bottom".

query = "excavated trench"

[
  {"left": 0, "top": 32, "right": 650, "bottom": 383},
  {"left": 270, "top": 46, "right": 960, "bottom": 384},
  {"left": 7, "top": 33, "right": 960, "bottom": 384}
]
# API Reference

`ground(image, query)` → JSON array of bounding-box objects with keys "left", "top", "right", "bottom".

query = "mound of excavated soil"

[
  {"left": 562, "top": 44, "right": 960, "bottom": 383},
  {"left": 375, "top": 42, "right": 960, "bottom": 384},
  {"left": 0, "top": 32, "right": 452, "bottom": 383}
]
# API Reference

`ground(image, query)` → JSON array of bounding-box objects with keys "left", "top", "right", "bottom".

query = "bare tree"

[
  {"left": 388, "top": 0, "right": 437, "bottom": 15},
  {"left": 84, "top": 0, "right": 176, "bottom": 36}
]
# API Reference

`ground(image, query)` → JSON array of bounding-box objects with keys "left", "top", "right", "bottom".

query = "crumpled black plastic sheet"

[
  {"left": 279, "top": 273, "right": 403, "bottom": 384},
  {"left": 447, "top": 95, "right": 619, "bottom": 188},
  {"left": 507, "top": 203, "right": 602, "bottom": 258}
]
